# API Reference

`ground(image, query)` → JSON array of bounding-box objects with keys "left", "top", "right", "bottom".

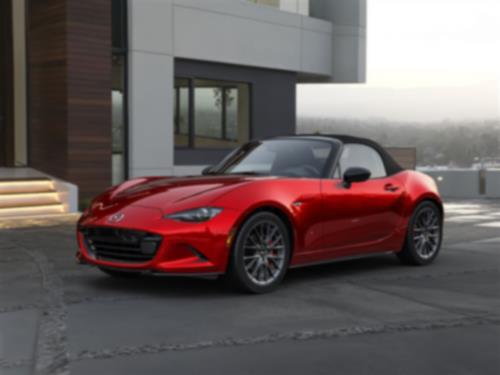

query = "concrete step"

[
  {"left": 0, "top": 191, "right": 61, "bottom": 209},
  {"left": 0, "top": 178, "right": 55, "bottom": 195},
  {"left": 0, "top": 170, "right": 78, "bottom": 222},
  {"left": 0, "top": 203, "right": 65, "bottom": 217},
  {"left": 0, "top": 212, "right": 81, "bottom": 229}
]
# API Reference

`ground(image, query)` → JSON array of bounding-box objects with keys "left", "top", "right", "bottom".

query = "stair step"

[
  {"left": 0, "top": 192, "right": 61, "bottom": 209},
  {"left": 0, "top": 179, "right": 55, "bottom": 195},
  {"left": 0, "top": 203, "right": 65, "bottom": 217},
  {"left": 0, "top": 213, "right": 81, "bottom": 230},
  {"left": 0, "top": 177, "right": 51, "bottom": 182}
]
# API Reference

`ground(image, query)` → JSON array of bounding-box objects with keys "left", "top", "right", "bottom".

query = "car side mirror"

[
  {"left": 343, "top": 167, "right": 371, "bottom": 188},
  {"left": 201, "top": 166, "right": 214, "bottom": 175}
]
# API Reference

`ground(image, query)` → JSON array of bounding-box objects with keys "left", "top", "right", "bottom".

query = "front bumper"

[{"left": 76, "top": 205, "right": 240, "bottom": 275}]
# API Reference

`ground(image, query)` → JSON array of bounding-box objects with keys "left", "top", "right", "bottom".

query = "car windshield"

[{"left": 210, "top": 139, "right": 339, "bottom": 178}]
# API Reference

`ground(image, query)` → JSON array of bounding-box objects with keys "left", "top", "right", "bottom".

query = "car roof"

[{"left": 272, "top": 134, "right": 405, "bottom": 176}]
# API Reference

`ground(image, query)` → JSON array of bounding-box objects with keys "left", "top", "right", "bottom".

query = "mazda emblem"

[{"left": 108, "top": 212, "right": 125, "bottom": 223}]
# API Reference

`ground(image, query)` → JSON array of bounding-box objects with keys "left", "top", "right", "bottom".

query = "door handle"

[{"left": 384, "top": 183, "right": 400, "bottom": 192}]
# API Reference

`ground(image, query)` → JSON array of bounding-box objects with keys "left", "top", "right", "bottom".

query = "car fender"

[{"left": 396, "top": 170, "right": 443, "bottom": 220}]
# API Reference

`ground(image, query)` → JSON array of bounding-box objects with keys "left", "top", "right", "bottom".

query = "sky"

[{"left": 297, "top": 0, "right": 500, "bottom": 122}]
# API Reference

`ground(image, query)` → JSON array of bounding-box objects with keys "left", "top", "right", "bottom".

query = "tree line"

[{"left": 297, "top": 117, "right": 500, "bottom": 168}]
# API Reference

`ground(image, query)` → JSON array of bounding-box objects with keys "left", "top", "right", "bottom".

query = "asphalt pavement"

[{"left": 1, "top": 200, "right": 499, "bottom": 375}]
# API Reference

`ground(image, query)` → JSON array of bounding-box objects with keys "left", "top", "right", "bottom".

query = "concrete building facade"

[{"left": 0, "top": 0, "right": 366, "bottom": 204}]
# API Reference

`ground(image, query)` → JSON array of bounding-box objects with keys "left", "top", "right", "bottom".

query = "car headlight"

[{"left": 164, "top": 207, "right": 223, "bottom": 222}]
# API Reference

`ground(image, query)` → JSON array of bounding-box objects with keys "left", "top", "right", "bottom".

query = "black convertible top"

[{"left": 295, "top": 134, "right": 405, "bottom": 176}]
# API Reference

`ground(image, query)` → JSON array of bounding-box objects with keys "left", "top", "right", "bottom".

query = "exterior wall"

[
  {"left": 128, "top": 0, "right": 175, "bottom": 178},
  {"left": 309, "top": 0, "right": 367, "bottom": 83},
  {"left": 12, "top": 0, "right": 27, "bottom": 166},
  {"left": 128, "top": 52, "right": 174, "bottom": 177},
  {"left": 128, "top": 0, "right": 310, "bottom": 177},
  {"left": 2, "top": 0, "right": 367, "bottom": 200},
  {"left": 27, "top": 0, "right": 68, "bottom": 179},
  {"left": 421, "top": 170, "right": 482, "bottom": 199},
  {"left": 485, "top": 170, "right": 500, "bottom": 198},
  {"left": 279, "top": 0, "right": 310, "bottom": 15},
  {"left": 27, "top": 0, "right": 111, "bottom": 198},
  {"left": 129, "top": 0, "right": 336, "bottom": 81},
  {"left": 173, "top": 1, "right": 331, "bottom": 77},
  {"left": 422, "top": 169, "right": 500, "bottom": 199}
]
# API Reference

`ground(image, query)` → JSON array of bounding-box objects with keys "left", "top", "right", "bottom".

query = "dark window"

[
  {"left": 338, "top": 144, "right": 387, "bottom": 178},
  {"left": 112, "top": 0, "right": 128, "bottom": 184},
  {"left": 211, "top": 139, "right": 338, "bottom": 178},
  {"left": 112, "top": 55, "right": 126, "bottom": 184},
  {"left": 112, "top": 0, "right": 126, "bottom": 50},
  {"left": 174, "top": 78, "right": 250, "bottom": 149},
  {"left": 174, "top": 78, "right": 190, "bottom": 147}
]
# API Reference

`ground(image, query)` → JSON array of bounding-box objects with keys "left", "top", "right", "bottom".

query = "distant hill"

[{"left": 297, "top": 117, "right": 500, "bottom": 168}]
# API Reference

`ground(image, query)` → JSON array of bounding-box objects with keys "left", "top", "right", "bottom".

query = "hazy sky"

[{"left": 297, "top": 0, "right": 500, "bottom": 122}]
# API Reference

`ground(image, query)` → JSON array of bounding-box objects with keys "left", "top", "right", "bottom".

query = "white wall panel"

[
  {"left": 173, "top": 5, "right": 302, "bottom": 72},
  {"left": 128, "top": 52, "right": 174, "bottom": 178},
  {"left": 301, "top": 29, "right": 332, "bottom": 76},
  {"left": 129, "top": 0, "right": 174, "bottom": 55}
]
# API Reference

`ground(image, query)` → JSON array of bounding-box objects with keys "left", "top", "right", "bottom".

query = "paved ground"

[{"left": 1, "top": 200, "right": 499, "bottom": 375}]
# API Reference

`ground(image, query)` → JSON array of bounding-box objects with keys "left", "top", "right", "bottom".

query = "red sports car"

[{"left": 76, "top": 135, "right": 443, "bottom": 293}]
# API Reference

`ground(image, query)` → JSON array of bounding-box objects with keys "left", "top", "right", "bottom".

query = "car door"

[{"left": 320, "top": 143, "right": 405, "bottom": 254}]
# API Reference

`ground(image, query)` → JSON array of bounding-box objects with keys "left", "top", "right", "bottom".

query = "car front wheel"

[
  {"left": 397, "top": 201, "right": 443, "bottom": 265},
  {"left": 226, "top": 212, "right": 291, "bottom": 293}
]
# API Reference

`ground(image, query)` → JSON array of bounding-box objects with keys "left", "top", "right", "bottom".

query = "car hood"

[{"left": 96, "top": 175, "right": 264, "bottom": 214}]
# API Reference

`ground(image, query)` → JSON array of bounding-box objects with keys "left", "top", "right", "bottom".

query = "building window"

[
  {"left": 174, "top": 78, "right": 190, "bottom": 147},
  {"left": 112, "top": 0, "right": 128, "bottom": 184},
  {"left": 112, "top": 0, "right": 127, "bottom": 50},
  {"left": 174, "top": 78, "right": 250, "bottom": 149},
  {"left": 112, "top": 55, "right": 126, "bottom": 184}
]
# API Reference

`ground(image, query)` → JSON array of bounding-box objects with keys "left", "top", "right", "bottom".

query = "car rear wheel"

[
  {"left": 226, "top": 212, "right": 291, "bottom": 293},
  {"left": 397, "top": 201, "right": 443, "bottom": 265},
  {"left": 98, "top": 267, "right": 142, "bottom": 278}
]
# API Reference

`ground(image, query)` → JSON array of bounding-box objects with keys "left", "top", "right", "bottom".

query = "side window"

[{"left": 338, "top": 144, "right": 387, "bottom": 179}]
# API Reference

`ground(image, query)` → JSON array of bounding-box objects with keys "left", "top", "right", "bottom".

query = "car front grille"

[{"left": 81, "top": 227, "right": 162, "bottom": 263}]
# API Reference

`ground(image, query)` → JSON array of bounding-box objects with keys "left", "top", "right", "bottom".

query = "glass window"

[
  {"left": 194, "top": 81, "right": 223, "bottom": 142},
  {"left": 112, "top": 55, "right": 126, "bottom": 185},
  {"left": 111, "top": 0, "right": 128, "bottom": 185},
  {"left": 225, "top": 87, "right": 238, "bottom": 141},
  {"left": 338, "top": 144, "right": 387, "bottom": 178},
  {"left": 174, "top": 78, "right": 190, "bottom": 147},
  {"left": 112, "top": 0, "right": 126, "bottom": 50},
  {"left": 212, "top": 139, "right": 338, "bottom": 178},
  {"left": 174, "top": 78, "right": 250, "bottom": 149}
]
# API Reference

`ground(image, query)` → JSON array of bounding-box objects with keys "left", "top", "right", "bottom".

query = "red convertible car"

[{"left": 76, "top": 135, "right": 443, "bottom": 293}]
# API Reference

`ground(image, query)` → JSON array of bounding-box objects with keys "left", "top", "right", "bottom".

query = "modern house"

[{"left": 0, "top": 0, "right": 366, "bottom": 218}]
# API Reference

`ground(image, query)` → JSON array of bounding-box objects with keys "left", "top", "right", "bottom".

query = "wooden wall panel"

[
  {"left": 66, "top": 0, "right": 111, "bottom": 197},
  {"left": 28, "top": 0, "right": 68, "bottom": 178},
  {"left": 28, "top": 0, "right": 111, "bottom": 198}
]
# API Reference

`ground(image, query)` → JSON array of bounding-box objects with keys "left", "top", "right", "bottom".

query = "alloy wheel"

[
  {"left": 242, "top": 220, "right": 286, "bottom": 286},
  {"left": 413, "top": 207, "right": 441, "bottom": 259}
]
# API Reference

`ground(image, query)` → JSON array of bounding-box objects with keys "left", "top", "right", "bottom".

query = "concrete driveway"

[{"left": 1, "top": 201, "right": 499, "bottom": 375}]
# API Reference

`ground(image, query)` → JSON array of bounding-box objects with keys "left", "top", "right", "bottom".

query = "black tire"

[
  {"left": 397, "top": 201, "right": 443, "bottom": 265},
  {"left": 98, "top": 267, "right": 143, "bottom": 278},
  {"left": 225, "top": 212, "right": 291, "bottom": 293}
]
